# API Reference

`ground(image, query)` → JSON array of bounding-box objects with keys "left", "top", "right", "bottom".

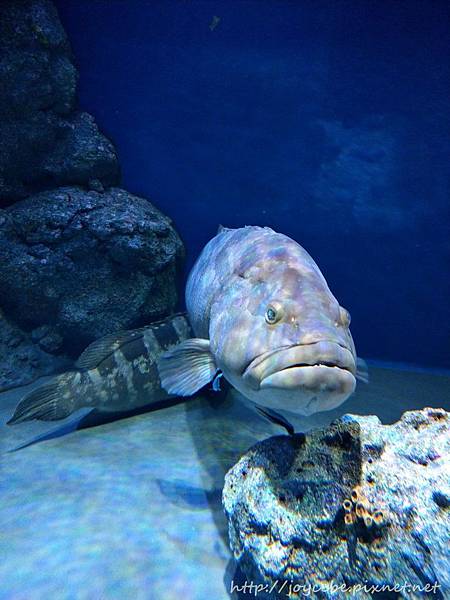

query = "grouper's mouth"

[{"left": 242, "top": 341, "right": 356, "bottom": 392}]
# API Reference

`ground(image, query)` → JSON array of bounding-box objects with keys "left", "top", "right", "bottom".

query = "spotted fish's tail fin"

[
  {"left": 7, "top": 407, "right": 94, "bottom": 453},
  {"left": 7, "top": 372, "right": 86, "bottom": 425}
]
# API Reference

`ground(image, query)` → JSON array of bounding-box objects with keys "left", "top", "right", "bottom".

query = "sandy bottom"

[{"left": 0, "top": 364, "right": 449, "bottom": 599}]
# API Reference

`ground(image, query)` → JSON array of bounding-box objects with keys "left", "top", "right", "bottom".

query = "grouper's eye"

[
  {"left": 339, "top": 307, "right": 351, "bottom": 327},
  {"left": 265, "top": 302, "right": 284, "bottom": 325}
]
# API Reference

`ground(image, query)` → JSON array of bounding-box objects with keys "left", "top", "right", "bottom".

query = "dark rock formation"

[
  {"left": 0, "top": 309, "right": 71, "bottom": 391},
  {"left": 223, "top": 408, "right": 449, "bottom": 599},
  {"left": 0, "top": 0, "right": 119, "bottom": 204},
  {"left": 0, "top": 1, "right": 185, "bottom": 388},
  {"left": 0, "top": 187, "right": 184, "bottom": 355}
]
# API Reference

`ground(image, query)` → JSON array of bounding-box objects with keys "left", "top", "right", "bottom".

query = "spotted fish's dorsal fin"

[
  {"left": 75, "top": 312, "right": 190, "bottom": 370},
  {"left": 157, "top": 338, "right": 218, "bottom": 396},
  {"left": 75, "top": 328, "right": 148, "bottom": 370}
]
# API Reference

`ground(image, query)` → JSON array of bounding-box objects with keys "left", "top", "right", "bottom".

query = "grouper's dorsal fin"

[
  {"left": 157, "top": 338, "right": 218, "bottom": 396},
  {"left": 217, "top": 224, "right": 232, "bottom": 234}
]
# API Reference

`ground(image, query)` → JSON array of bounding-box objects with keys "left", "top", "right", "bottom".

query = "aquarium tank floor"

[{"left": 1, "top": 365, "right": 449, "bottom": 599}]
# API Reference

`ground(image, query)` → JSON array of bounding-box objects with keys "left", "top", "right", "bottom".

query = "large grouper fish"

[{"left": 158, "top": 226, "right": 366, "bottom": 418}]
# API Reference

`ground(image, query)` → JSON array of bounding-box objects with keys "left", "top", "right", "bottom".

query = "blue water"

[{"left": 54, "top": 0, "right": 450, "bottom": 369}]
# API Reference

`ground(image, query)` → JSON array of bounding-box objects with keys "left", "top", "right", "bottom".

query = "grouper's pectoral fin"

[
  {"left": 356, "top": 357, "right": 369, "bottom": 384},
  {"left": 157, "top": 338, "right": 218, "bottom": 396}
]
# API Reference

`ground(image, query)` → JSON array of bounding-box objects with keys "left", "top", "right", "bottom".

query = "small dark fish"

[
  {"left": 7, "top": 314, "right": 192, "bottom": 425},
  {"left": 209, "top": 15, "right": 220, "bottom": 31}
]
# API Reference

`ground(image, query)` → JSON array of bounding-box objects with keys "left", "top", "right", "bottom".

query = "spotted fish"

[
  {"left": 7, "top": 314, "right": 192, "bottom": 424},
  {"left": 158, "top": 226, "right": 366, "bottom": 417}
]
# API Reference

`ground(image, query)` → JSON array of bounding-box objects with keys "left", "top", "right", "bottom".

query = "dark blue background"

[{"left": 54, "top": 0, "right": 450, "bottom": 369}]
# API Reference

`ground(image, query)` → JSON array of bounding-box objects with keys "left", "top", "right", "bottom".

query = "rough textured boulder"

[
  {"left": 0, "top": 0, "right": 119, "bottom": 204},
  {"left": 223, "top": 408, "right": 449, "bottom": 599},
  {"left": 0, "top": 1, "right": 185, "bottom": 388},
  {"left": 0, "top": 187, "right": 184, "bottom": 355},
  {"left": 0, "top": 309, "right": 71, "bottom": 390}
]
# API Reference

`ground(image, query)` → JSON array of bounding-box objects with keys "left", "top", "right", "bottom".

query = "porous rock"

[
  {"left": 0, "top": 0, "right": 119, "bottom": 204},
  {"left": 223, "top": 408, "right": 449, "bottom": 599},
  {"left": 0, "top": 187, "right": 184, "bottom": 355},
  {"left": 0, "top": 309, "right": 71, "bottom": 391}
]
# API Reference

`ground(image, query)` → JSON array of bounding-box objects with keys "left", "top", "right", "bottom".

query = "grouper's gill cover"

[{"left": 158, "top": 226, "right": 360, "bottom": 417}]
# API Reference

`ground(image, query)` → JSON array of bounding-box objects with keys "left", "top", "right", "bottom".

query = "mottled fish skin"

[
  {"left": 8, "top": 314, "right": 192, "bottom": 424},
  {"left": 78, "top": 315, "right": 192, "bottom": 411},
  {"left": 185, "top": 226, "right": 358, "bottom": 416}
]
